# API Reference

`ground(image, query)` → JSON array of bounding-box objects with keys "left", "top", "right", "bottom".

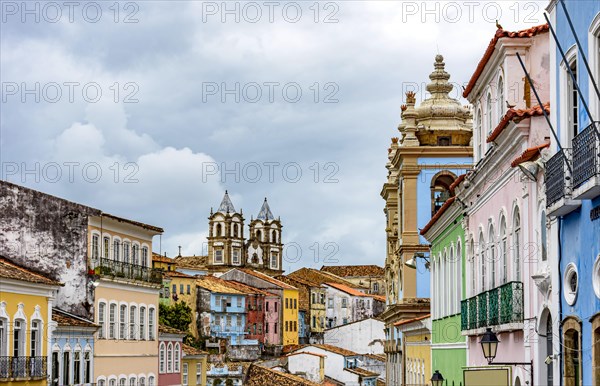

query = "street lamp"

[
  {"left": 405, "top": 252, "right": 430, "bottom": 270},
  {"left": 479, "top": 328, "right": 499, "bottom": 364},
  {"left": 430, "top": 370, "right": 444, "bottom": 386}
]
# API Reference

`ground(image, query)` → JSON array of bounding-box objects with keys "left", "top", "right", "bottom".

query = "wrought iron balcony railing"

[
  {"left": 545, "top": 149, "right": 571, "bottom": 207},
  {"left": 461, "top": 281, "right": 523, "bottom": 332},
  {"left": 0, "top": 356, "right": 47, "bottom": 379},
  {"left": 94, "top": 258, "right": 162, "bottom": 284},
  {"left": 573, "top": 121, "right": 600, "bottom": 190}
]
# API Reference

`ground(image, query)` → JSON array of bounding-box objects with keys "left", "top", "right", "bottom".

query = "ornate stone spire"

[
  {"left": 217, "top": 190, "right": 236, "bottom": 214},
  {"left": 426, "top": 55, "right": 453, "bottom": 98},
  {"left": 257, "top": 198, "right": 274, "bottom": 221}
]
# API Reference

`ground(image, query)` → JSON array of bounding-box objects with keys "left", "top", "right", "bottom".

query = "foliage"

[{"left": 159, "top": 302, "right": 192, "bottom": 332}]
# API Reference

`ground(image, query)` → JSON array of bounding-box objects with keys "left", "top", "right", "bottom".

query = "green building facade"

[{"left": 421, "top": 198, "right": 466, "bottom": 386}]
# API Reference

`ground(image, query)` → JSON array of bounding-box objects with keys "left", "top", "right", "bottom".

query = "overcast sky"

[{"left": 0, "top": 0, "right": 548, "bottom": 272}]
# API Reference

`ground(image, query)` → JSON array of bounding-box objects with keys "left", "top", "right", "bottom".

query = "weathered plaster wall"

[{"left": 0, "top": 181, "right": 100, "bottom": 317}]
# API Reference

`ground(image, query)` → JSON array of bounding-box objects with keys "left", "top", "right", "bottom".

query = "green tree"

[{"left": 159, "top": 302, "right": 192, "bottom": 332}]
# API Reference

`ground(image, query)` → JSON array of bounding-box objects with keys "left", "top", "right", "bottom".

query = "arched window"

[
  {"left": 546, "top": 316, "right": 553, "bottom": 385},
  {"left": 233, "top": 223, "right": 238, "bottom": 237},
  {"left": 113, "top": 239, "right": 121, "bottom": 261},
  {"left": 123, "top": 241, "right": 130, "bottom": 264},
  {"left": 132, "top": 244, "right": 139, "bottom": 266},
  {"left": 167, "top": 343, "right": 173, "bottom": 372},
  {"left": 148, "top": 307, "right": 156, "bottom": 340},
  {"left": 174, "top": 343, "right": 180, "bottom": 372},
  {"left": 470, "top": 238, "right": 476, "bottom": 296},
  {"left": 430, "top": 172, "right": 456, "bottom": 216},
  {"left": 497, "top": 76, "right": 505, "bottom": 121},
  {"left": 30, "top": 319, "right": 41, "bottom": 357},
  {"left": 447, "top": 248, "right": 453, "bottom": 316},
  {"left": 129, "top": 377, "right": 136, "bottom": 386},
  {"left": 479, "top": 231, "right": 486, "bottom": 292},
  {"left": 119, "top": 378, "right": 126, "bottom": 386},
  {"left": 476, "top": 109, "right": 483, "bottom": 160},
  {"left": 97, "top": 302, "right": 106, "bottom": 339},
  {"left": 139, "top": 306, "right": 146, "bottom": 340},
  {"left": 488, "top": 223, "right": 496, "bottom": 289},
  {"left": 149, "top": 376, "right": 155, "bottom": 386},
  {"left": 129, "top": 305, "right": 137, "bottom": 340},
  {"left": 0, "top": 316, "right": 7, "bottom": 358},
  {"left": 103, "top": 236, "right": 111, "bottom": 259},
  {"left": 216, "top": 223, "right": 222, "bottom": 237},
  {"left": 256, "top": 230, "right": 262, "bottom": 241},
  {"left": 139, "top": 376, "right": 146, "bottom": 386},
  {"left": 456, "top": 242, "right": 462, "bottom": 314},
  {"left": 513, "top": 208, "right": 521, "bottom": 281},
  {"left": 142, "top": 246, "right": 149, "bottom": 267},
  {"left": 486, "top": 93, "right": 493, "bottom": 136},
  {"left": 159, "top": 343, "right": 166, "bottom": 373},
  {"left": 272, "top": 230, "right": 277, "bottom": 243},
  {"left": 120, "top": 304, "right": 127, "bottom": 339},
  {"left": 500, "top": 215, "right": 507, "bottom": 284}
]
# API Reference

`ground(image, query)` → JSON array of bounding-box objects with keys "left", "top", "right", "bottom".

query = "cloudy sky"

[{"left": 1, "top": 0, "right": 547, "bottom": 272}]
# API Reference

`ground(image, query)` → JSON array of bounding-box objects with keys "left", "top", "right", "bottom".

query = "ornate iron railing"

[
  {"left": 461, "top": 281, "right": 523, "bottom": 332},
  {"left": 0, "top": 356, "right": 47, "bottom": 379},
  {"left": 545, "top": 149, "right": 571, "bottom": 206},
  {"left": 94, "top": 258, "right": 162, "bottom": 284},
  {"left": 573, "top": 122, "right": 600, "bottom": 188}
]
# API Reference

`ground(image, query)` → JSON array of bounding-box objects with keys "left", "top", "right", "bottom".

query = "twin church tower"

[{"left": 206, "top": 191, "right": 284, "bottom": 275}]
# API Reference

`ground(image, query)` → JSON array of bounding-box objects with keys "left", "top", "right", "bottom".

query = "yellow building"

[
  {"left": 165, "top": 271, "right": 199, "bottom": 338},
  {"left": 395, "top": 315, "right": 431, "bottom": 386},
  {"left": 181, "top": 344, "right": 208, "bottom": 386},
  {"left": 88, "top": 213, "right": 163, "bottom": 386},
  {"left": 0, "top": 256, "right": 62, "bottom": 386},
  {"left": 282, "top": 288, "right": 300, "bottom": 346}
]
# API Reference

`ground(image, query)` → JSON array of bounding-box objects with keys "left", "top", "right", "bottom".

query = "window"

[
  {"left": 274, "top": 323, "right": 278, "bottom": 334},
  {"left": 312, "top": 316, "right": 316, "bottom": 328},
  {"left": 74, "top": 351, "right": 82, "bottom": 384},
  {"left": 455, "top": 243, "right": 462, "bottom": 314},
  {"left": 30, "top": 320, "right": 41, "bottom": 356},
  {"left": 214, "top": 249, "right": 223, "bottom": 264},
  {"left": 182, "top": 363, "right": 188, "bottom": 386},
  {"left": 167, "top": 343, "right": 173, "bottom": 372},
  {"left": 120, "top": 304, "right": 127, "bottom": 339},
  {"left": 123, "top": 242, "right": 130, "bottom": 264},
  {"left": 294, "top": 321, "right": 297, "bottom": 331},
  {"left": 265, "top": 301, "right": 269, "bottom": 312},
  {"left": 113, "top": 239, "right": 121, "bottom": 261},
  {"left": 62, "top": 351, "right": 70, "bottom": 385},
  {"left": 104, "top": 236, "right": 110, "bottom": 258},
  {"left": 119, "top": 378, "right": 126, "bottom": 386},
  {"left": 98, "top": 302, "right": 106, "bottom": 339},
  {"left": 564, "top": 263, "right": 578, "bottom": 305},
  {"left": 196, "top": 363, "right": 202, "bottom": 385},
  {"left": 142, "top": 246, "right": 149, "bottom": 267},
  {"left": 567, "top": 59, "right": 579, "bottom": 139},
  {"left": 149, "top": 376, "right": 155, "bottom": 386},
  {"left": 514, "top": 208, "right": 521, "bottom": 281},
  {"left": 92, "top": 234, "right": 99, "bottom": 259},
  {"left": 236, "top": 317, "right": 242, "bottom": 327},
  {"left": 470, "top": 239, "right": 476, "bottom": 296},
  {"left": 274, "top": 302, "right": 278, "bottom": 312},
  {"left": 140, "top": 306, "right": 146, "bottom": 340},
  {"left": 226, "top": 316, "right": 232, "bottom": 327},
  {"left": 488, "top": 224, "right": 496, "bottom": 289},
  {"left": 500, "top": 216, "right": 507, "bottom": 284},
  {"left": 497, "top": 76, "right": 504, "bottom": 121},
  {"left": 109, "top": 303, "right": 116, "bottom": 339},
  {"left": 180, "top": 284, "right": 184, "bottom": 294},
  {"left": 237, "top": 297, "right": 242, "bottom": 308},
  {"left": 139, "top": 377, "right": 145, "bottom": 386},
  {"left": 373, "top": 282, "right": 379, "bottom": 293},
  {"left": 343, "top": 318, "right": 348, "bottom": 325},
  {"left": 84, "top": 351, "right": 91, "bottom": 383},
  {"left": 285, "top": 298, "right": 289, "bottom": 309},
  {"left": 312, "top": 293, "right": 316, "bottom": 304},
  {"left": 187, "top": 285, "right": 191, "bottom": 295},
  {"left": 541, "top": 210, "right": 547, "bottom": 261},
  {"left": 130, "top": 306, "right": 137, "bottom": 339},
  {"left": 342, "top": 298, "right": 348, "bottom": 308},
  {"left": 285, "top": 321, "right": 289, "bottom": 331},
  {"left": 132, "top": 244, "right": 139, "bottom": 265},
  {"left": 431, "top": 172, "right": 455, "bottom": 216},
  {"left": 479, "top": 232, "right": 486, "bottom": 292},
  {"left": 109, "top": 379, "right": 116, "bottom": 386},
  {"left": 476, "top": 109, "right": 483, "bottom": 160},
  {"left": 232, "top": 249, "right": 240, "bottom": 264},
  {"left": 149, "top": 307, "right": 155, "bottom": 340},
  {"left": 0, "top": 319, "right": 6, "bottom": 357},
  {"left": 328, "top": 298, "right": 333, "bottom": 309},
  {"left": 486, "top": 92, "right": 493, "bottom": 136},
  {"left": 270, "top": 254, "right": 278, "bottom": 269},
  {"left": 266, "top": 323, "right": 269, "bottom": 334},
  {"left": 129, "top": 377, "right": 135, "bottom": 386},
  {"left": 293, "top": 299, "right": 297, "bottom": 309},
  {"left": 594, "top": 254, "right": 600, "bottom": 299},
  {"left": 159, "top": 343, "right": 166, "bottom": 373},
  {"left": 216, "top": 223, "right": 222, "bottom": 237},
  {"left": 98, "top": 380, "right": 106, "bottom": 386},
  {"left": 174, "top": 343, "right": 180, "bottom": 372}
]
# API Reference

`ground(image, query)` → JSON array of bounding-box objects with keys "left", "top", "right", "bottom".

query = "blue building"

[
  {"left": 298, "top": 309, "right": 309, "bottom": 344},
  {"left": 50, "top": 309, "right": 98, "bottom": 386},
  {"left": 547, "top": 1, "right": 600, "bottom": 386}
]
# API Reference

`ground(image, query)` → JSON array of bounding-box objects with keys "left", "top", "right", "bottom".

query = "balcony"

[
  {"left": 0, "top": 356, "right": 47, "bottom": 380},
  {"left": 94, "top": 258, "right": 162, "bottom": 284},
  {"left": 572, "top": 122, "right": 600, "bottom": 200},
  {"left": 545, "top": 149, "right": 581, "bottom": 216},
  {"left": 461, "top": 281, "right": 523, "bottom": 333}
]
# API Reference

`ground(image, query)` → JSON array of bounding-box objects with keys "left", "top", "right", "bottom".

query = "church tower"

[
  {"left": 247, "top": 198, "right": 283, "bottom": 273},
  {"left": 207, "top": 191, "right": 245, "bottom": 268}
]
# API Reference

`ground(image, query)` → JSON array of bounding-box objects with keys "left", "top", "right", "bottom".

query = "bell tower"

[
  {"left": 207, "top": 191, "right": 245, "bottom": 267},
  {"left": 247, "top": 198, "right": 283, "bottom": 273}
]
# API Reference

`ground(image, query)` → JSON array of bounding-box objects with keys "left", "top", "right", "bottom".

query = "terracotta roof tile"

[
  {"left": 275, "top": 276, "right": 313, "bottom": 311},
  {"left": 219, "top": 280, "right": 273, "bottom": 297},
  {"left": 324, "top": 282, "right": 368, "bottom": 297},
  {"left": 286, "top": 351, "right": 327, "bottom": 358},
  {"left": 295, "top": 344, "right": 358, "bottom": 357},
  {"left": 393, "top": 314, "right": 431, "bottom": 327},
  {"left": 0, "top": 255, "right": 62, "bottom": 286},
  {"left": 153, "top": 253, "right": 176, "bottom": 264},
  {"left": 463, "top": 24, "right": 549, "bottom": 98},
  {"left": 238, "top": 268, "right": 297, "bottom": 290},
  {"left": 420, "top": 197, "right": 457, "bottom": 236},
  {"left": 165, "top": 271, "right": 197, "bottom": 279},
  {"left": 363, "top": 353, "right": 386, "bottom": 362},
  {"left": 182, "top": 343, "right": 208, "bottom": 356},
  {"left": 320, "top": 265, "right": 384, "bottom": 278},
  {"left": 345, "top": 367, "right": 379, "bottom": 378},
  {"left": 288, "top": 268, "right": 357, "bottom": 288},
  {"left": 246, "top": 364, "right": 321, "bottom": 386},
  {"left": 487, "top": 103, "right": 550, "bottom": 143},
  {"left": 175, "top": 255, "right": 208, "bottom": 269},
  {"left": 511, "top": 142, "right": 551, "bottom": 167},
  {"left": 159, "top": 324, "right": 187, "bottom": 336},
  {"left": 196, "top": 276, "right": 245, "bottom": 294},
  {"left": 53, "top": 309, "right": 98, "bottom": 328},
  {"left": 102, "top": 213, "right": 163, "bottom": 233}
]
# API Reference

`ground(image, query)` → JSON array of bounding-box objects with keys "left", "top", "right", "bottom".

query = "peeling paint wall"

[{"left": 0, "top": 181, "right": 100, "bottom": 317}]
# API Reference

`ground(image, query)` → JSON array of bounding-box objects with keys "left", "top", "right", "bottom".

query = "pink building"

[
  {"left": 158, "top": 325, "right": 185, "bottom": 386},
  {"left": 456, "top": 24, "right": 553, "bottom": 386},
  {"left": 264, "top": 293, "right": 281, "bottom": 347}
]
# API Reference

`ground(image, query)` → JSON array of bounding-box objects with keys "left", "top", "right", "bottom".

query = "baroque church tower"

[
  {"left": 207, "top": 191, "right": 245, "bottom": 267},
  {"left": 247, "top": 198, "right": 283, "bottom": 274}
]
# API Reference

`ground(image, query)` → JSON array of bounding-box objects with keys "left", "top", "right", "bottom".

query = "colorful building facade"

[
  {"left": 181, "top": 344, "right": 208, "bottom": 386},
  {"left": 158, "top": 325, "right": 185, "bottom": 386}
]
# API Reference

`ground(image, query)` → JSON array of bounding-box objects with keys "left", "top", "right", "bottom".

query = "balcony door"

[{"left": 12, "top": 320, "right": 24, "bottom": 377}]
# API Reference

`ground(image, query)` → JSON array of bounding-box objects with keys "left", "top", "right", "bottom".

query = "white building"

[
  {"left": 324, "top": 318, "right": 385, "bottom": 355},
  {"left": 323, "top": 283, "right": 373, "bottom": 328},
  {"left": 287, "top": 352, "right": 325, "bottom": 383}
]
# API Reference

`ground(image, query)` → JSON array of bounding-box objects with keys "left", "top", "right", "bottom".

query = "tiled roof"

[
  {"left": 275, "top": 276, "right": 311, "bottom": 311},
  {"left": 217, "top": 191, "right": 236, "bottom": 213},
  {"left": 288, "top": 268, "right": 356, "bottom": 288},
  {"left": 165, "top": 271, "right": 196, "bottom": 279},
  {"left": 345, "top": 367, "right": 379, "bottom": 378},
  {"left": 420, "top": 197, "right": 457, "bottom": 236},
  {"left": 159, "top": 324, "right": 186, "bottom": 336},
  {"left": 196, "top": 276, "right": 245, "bottom": 294},
  {"left": 245, "top": 364, "right": 321, "bottom": 386},
  {"left": 325, "top": 282, "right": 368, "bottom": 297},
  {"left": 393, "top": 314, "right": 431, "bottom": 327},
  {"left": 320, "top": 265, "right": 384, "bottom": 278},
  {"left": 53, "top": 309, "right": 98, "bottom": 328},
  {"left": 0, "top": 255, "right": 62, "bottom": 286},
  {"left": 238, "top": 268, "right": 297, "bottom": 290},
  {"left": 363, "top": 353, "right": 386, "bottom": 362},
  {"left": 219, "top": 280, "right": 273, "bottom": 297},
  {"left": 175, "top": 255, "right": 208, "bottom": 268},
  {"left": 487, "top": 103, "right": 550, "bottom": 143},
  {"left": 511, "top": 142, "right": 551, "bottom": 167},
  {"left": 297, "top": 344, "right": 358, "bottom": 357},
  {"left": 181, "top": 343, "right": 208, "bottom": 356},
  {"left": 257, "top": 198, "right": 275, "bottom": 220},
  {"left": 286, "top": 351, "right": 327, "bottom": 358},
  {"left": 463, "top": 24, "right": 549, "bottom": 98},
  {"left": 102, "top": 213, "right": 163, "bottom": 233},
  {"left": 153, "top": 253, "right": 176, "bottom": 264},
  {"left": 370, "top": 295, "right": 386, "bottom": 303}
]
